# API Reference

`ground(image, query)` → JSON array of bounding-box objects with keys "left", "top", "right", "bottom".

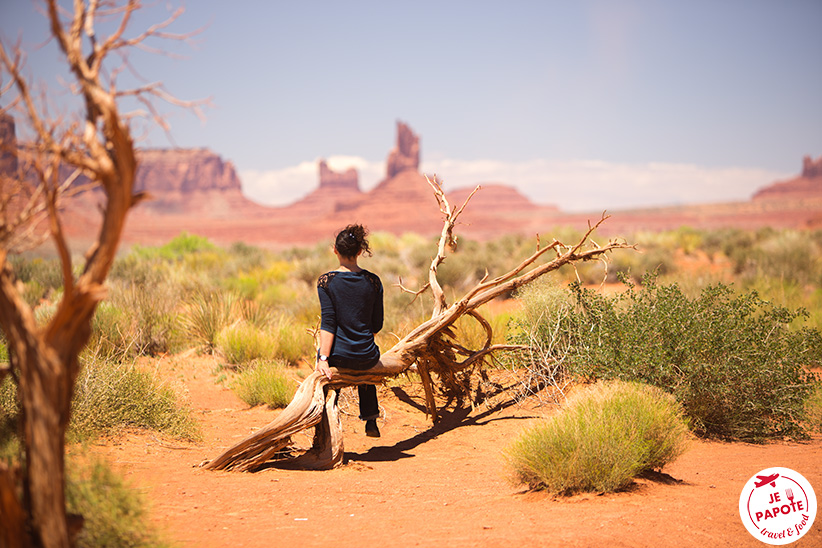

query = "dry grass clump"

[
  {"left": 505, "top": 381, "right": 690, "bottom": 495},
  {"left": 231, "top": 360, "right": 296, "bottom": 409},
  {"left": 69, "top": 353, "right": 200, "bottom": 442},
  {"left": 66, "top": 456, "right": 171, "bottom": 548}
]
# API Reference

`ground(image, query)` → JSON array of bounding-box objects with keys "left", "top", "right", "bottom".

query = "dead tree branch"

[
  {"left": 206, "top": 185, "right": 634, "bottom": 472},
  {"left": 0, "top": 2, "right": 204, "bottom": 546}
]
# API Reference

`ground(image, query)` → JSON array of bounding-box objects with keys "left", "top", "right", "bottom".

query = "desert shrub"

[
  {"left": 86, "top": 302, "right": 133, "bottom": 363},
  {"left": 231, "top": 360, "right": 296, "bottom": 408},
  {"left": 238, "top": 299, "right": 273, "bottom": 328},
  {"left": 88, "top": 282, "right": 182, "bottom": 361},
  {"left": 503, "top": 281, "right": 577, "bottom": 402},
  {"left": 258, "top": 283, "right": 300, "bottom": 311},
  {"left": 179, "top": 290, "right": 238, "bottom": 352},
  {"left": 70, "top": 353, "right": 200, "bottom": 442},
  {"left": 66, "top": 456, "right": 169, "bottom": 548},
  {"left": 117, "top": 282, "right": 183, "bottom": 355},
  {"left": 505, "top": 381, "right": 689, "bottom": 494},
  {"left": 9, "top": 255, "right": 64, "bottom": 292},
  {"left": 273, "top": 317, "right": 315, "bottom": 364},
  {"left": 228, "top": 241, "right": 269, "bottom": 272},
  {"left": 516, "top": 275, "right": 821, "bottom": 442},
  {"left": 133, "top": 231, "right": 217, "bottom": 261},
  {"left": 216, "top": 322, "right": 277, "bottom": 365},
  {"left": 293, "top": 252, "right": 331, "bottom": 286},
  {"left": 806, "top": 382, "right": 822, "bottom": 434},
  {"left": 750, "top": 230, "right": 822, "bottom": 287}
]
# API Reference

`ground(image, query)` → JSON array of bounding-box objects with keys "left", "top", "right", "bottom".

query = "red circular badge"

[{"left": 739, "top": 467, "right": 817, "bottom": 545}]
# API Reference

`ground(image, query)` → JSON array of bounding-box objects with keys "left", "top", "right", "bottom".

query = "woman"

[{"left": 316, "top": 224, "right": 384, "bottom": 437}]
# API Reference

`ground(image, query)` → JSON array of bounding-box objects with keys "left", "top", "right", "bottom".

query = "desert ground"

[{"left": 85, "top": 352, "right": 822, "bottom": 548}]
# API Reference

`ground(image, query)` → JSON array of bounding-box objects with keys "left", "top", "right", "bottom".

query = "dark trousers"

[
  {"left": 324, "top": 352, "right": 380, "bottom": 421},
  {"left": 333, "top": 384, "right": 378, "bottom": 420},
  {"left": 357, "top": 384, "right": 379, "bottom": 421}
]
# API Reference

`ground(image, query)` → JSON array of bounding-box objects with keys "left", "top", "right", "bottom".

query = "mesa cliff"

[
  {"left": 132, "top": 148, "right": 271, "bottom": 217},
  {"left": 752, "top": 155, "right": 822, "bottom": 201},
  {"left": 2, "top": 114, "right": 821, "bottom": 247}
]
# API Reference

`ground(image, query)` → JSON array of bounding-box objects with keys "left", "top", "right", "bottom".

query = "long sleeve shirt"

[{"left": 317, "top": 269, "right": 384, "bottom": 369}]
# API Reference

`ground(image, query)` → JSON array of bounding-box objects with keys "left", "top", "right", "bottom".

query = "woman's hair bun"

[{"left": 334, "top": 224, "right": 371, "bottom": 258}]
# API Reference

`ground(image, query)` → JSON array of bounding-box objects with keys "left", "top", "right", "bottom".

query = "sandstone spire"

[{"left": 386, "top": 120, "right": 420, "bottom": 178}]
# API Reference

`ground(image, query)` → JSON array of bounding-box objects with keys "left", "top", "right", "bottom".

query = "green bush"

[
  {"left": 505, "top": 381, "right": 689, "bottom": 494},
  {"left": 273, "top": 317, "right": 315, "bottom": 364},
  {"left": 750, "top": 230, "right": 822, "bottom": 287},
  {"left": 180, "top": 290, "right": 238, "bottom": 353},
  {"left": 70, "top": 354, "right": 200, "bottom": 442},
  {"left": 66, "top": 456, "right": 169, "bottom": 548},
  {"left": 806, "top": 382, "right": 822, "bottom": 434},
  {"left": 216, "top": 322, "right": 277, "bottom": 365},
  {"left": 231, "top": 360, "right": 296, "bottom": 408},
  {"left": 513, "top": 275, "right": 822, "bottom": 442}
]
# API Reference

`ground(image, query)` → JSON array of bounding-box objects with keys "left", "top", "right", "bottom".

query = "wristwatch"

[{"left": 319, "top": 354, "right": 328, "bottom": 362}]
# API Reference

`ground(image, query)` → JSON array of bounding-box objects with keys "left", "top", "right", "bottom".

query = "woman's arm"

[
  {"left": 372, "top": 276, "right": 384, "bottom": 334},
  {"left": 316, "top": 329, "right": 335, "bottom": 379}
]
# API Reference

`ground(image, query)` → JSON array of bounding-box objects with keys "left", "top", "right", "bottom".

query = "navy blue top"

[{"left": 317, "top": 269, "right": 384, "bottom": 370}]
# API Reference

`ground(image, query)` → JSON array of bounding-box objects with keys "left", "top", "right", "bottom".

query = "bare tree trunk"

[
  {"left": 0, "top": 2, "right": 202, "bottom": 546},
  {"left": 206, "top": 179, "right": 633, "bottom": 472}
]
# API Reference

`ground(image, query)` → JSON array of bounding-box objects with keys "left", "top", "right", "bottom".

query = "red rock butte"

[{"left": 1, "top": 115, "right": 820, "bottom": 248}]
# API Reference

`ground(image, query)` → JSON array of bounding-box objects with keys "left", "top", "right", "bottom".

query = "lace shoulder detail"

[
  {"left": 317, "top": 271, "right": 338, "bottom": 290},
  {"left": 362, "top": 270, "right": 382, "bottom": 293}
]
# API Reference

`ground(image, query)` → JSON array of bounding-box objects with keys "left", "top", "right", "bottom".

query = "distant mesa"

[
  {"left": 2, "top": 110, "right": 821, "bottom": 246},
  {"left": 131, "top": 148, "right": 269, "bottom": 217},
  {"left": 318, "top": 160, "right": 359, "bottom": 191},
  {"left": 287, "top": 160, "right": 365, "bottom": 216},
  {"left": 136, "top": 148, "right": 242, "bottom": 194},
  {"left": 753, "top": 155, "right": 822, "bottom": 201}
]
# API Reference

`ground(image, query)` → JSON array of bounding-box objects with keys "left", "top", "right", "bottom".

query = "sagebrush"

[
  {"left": 505, "top": 381, "right": 690, "bottom": 494},
  {"left": 510, "top": 275, "right": 822, "bottom": 442}
]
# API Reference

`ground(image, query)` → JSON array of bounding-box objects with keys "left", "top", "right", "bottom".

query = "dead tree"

[
  {"left": 0, "top": 3, "right": 201, "bottom": 547},
  {"left": 206, "top": 177, "right": 633, "bottom": 472}
]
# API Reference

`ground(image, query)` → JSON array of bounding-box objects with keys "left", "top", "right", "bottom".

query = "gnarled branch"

[{"left": 206, "top": 187, "right": 634, "bottom": 471}]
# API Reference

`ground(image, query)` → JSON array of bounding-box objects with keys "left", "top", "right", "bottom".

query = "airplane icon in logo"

[{"left": 754, "top": 473, "right": 780, "bottom": 488}]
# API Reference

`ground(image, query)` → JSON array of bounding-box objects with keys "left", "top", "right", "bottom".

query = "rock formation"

[
  {"left": 50, "top": 118, "right": 821, "bottom": 248},
  {"left": 130, "top": 148, "right": 269, "bottom": 217},
  {"left": 802, "top": 155, "right": 822, "bottom": 179},
  {"left": 753, "top": 154, "right": 822, "bottom": 201},
  {"left": 386, "top": 121, "right": 420, "bottom": 178},
  {"left": 285, "top": 160, "right": 365, "bottom": 218},
  {"left": 135, "top": 148, "right": 241, "bottom": 194},
  {"left": 318, "top": 160, "right": 359, "bottom": 191}
]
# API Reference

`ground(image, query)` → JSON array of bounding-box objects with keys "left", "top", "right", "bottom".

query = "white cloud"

[
  {"left": 240, "top": 157, "right": 789, "bottom": 212},
  {"left": 239, "top": 155, "right": 385, "bottom": 206},
  {"left": 422, "top": 158, "right": 789, "bottom": 212}
]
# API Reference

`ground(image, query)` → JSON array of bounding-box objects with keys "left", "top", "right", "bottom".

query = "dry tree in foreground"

[
  {"left": 0, "top": 2, "right": 202, "bottom": 547},
  {"left": 206, "top": 176, "right": 634, "bottom": 472}
]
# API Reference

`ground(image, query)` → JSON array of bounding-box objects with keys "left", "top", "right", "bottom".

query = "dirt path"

[{"left": 90, "top": 355, "right": 822, "bottom": 547}]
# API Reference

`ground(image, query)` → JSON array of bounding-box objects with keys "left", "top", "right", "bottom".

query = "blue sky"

[{"left": 2, "top": 1, "right": 821, "bottom": 212}]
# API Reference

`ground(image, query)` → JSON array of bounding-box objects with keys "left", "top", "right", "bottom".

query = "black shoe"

[{"left": 365, "top": 419, "right": 381, "bottom": 438}]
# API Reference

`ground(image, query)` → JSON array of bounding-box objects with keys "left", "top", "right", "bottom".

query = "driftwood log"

[{"left": 205, "top": 177, "right": 633, "bottom": 472}]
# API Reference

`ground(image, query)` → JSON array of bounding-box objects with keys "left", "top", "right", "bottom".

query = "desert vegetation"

[
  {"left": 2, "top": 225, "right": 822, "bottom": 540},
  {"left": 504, "top": 381, "right": 690, "bottom": 494}
]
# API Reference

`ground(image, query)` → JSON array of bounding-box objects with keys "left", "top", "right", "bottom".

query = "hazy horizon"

[{"left": 2, "top": 1, "right": 819, "bottom": 212}]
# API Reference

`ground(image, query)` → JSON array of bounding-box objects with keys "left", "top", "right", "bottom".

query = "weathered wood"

[
  {"left": 205, "top": 181, "right": 634, "bottom": 471},
  {"left": 0, "top": 3, "right": 200, "bottom": 545}
]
